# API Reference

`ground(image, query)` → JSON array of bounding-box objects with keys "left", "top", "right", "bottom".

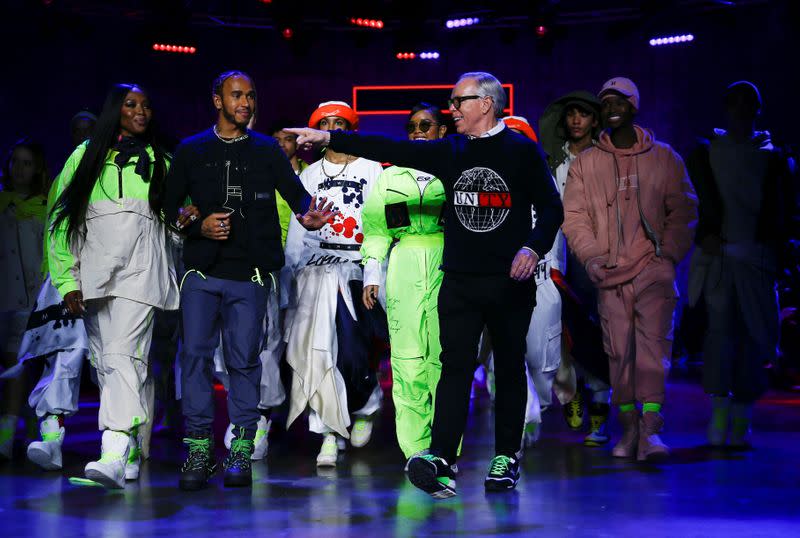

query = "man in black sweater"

[
  {"left": 289, "top": 71, "right": 562, "bottom": 496},
  {"left": 164, "top": 71, "right": 333, "bottom": 490}
]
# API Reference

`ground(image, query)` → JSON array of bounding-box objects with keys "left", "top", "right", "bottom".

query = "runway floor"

[{"left": 1, "top": 375, "right": 799, "bottom": 537}]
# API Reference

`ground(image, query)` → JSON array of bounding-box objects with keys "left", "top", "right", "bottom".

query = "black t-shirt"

[
  {"left": 330, "top": 127, "right": 563, "bottom": 275},
  {"left": 164, "top": 128, "right": 311, "bottom": 279}
]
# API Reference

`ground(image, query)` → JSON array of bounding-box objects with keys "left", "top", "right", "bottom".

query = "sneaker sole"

[
  {"left": 27, "top": 446, "right": 62, "bottom": 471},
  {"left": 179, "top": 464, "right": 217, "bottom": 491},
  {"left": 223, "top": 474, "right": 252, "bottom": 487},
  {"left": 85, "top": 469, "right": 125, "bottom": 489},
  {"left": 179, "top": 478, "right": 210, "bottom": 491},
  {"left": 407, "top": 459, "right": 456, "bottom": 499},
  {"left": 583, "top": 438, "right": 610, "bottom": 447},
  {"left": 484, "top": 476, "right": 519, "bottom": 492},
  {"left": 637, "top": 451, "right": 669, "bottom": 463}
]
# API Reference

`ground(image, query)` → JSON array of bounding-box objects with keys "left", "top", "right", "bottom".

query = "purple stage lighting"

[
  {"left": 419, "top": 51, "right": 440, "bottom": 60},
  {"left": 445, "top": 16, "right": 479, "bottom": 29},
  {"left": 649, "top": 34, "right": 695, "bottom": 47}
]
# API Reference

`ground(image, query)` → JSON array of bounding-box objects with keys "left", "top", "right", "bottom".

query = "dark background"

[{"left": 1, "top": 0, "right": 797, "bottom": 173}]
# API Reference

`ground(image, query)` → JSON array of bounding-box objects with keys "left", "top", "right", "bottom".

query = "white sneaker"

[
  {"left": 125, "top": 430, "right": 142, "bottom": 480},
  {"left": 350, "top": 416, "right": 374, "bottom": 448},
  {"left": 225, "top": 417, "right": 271, "bottom": 461},
  {"left": 85, "top": 430, "right": 130, "bottom": 489},
  {"left": 27, "top": 415, "right": 64, "bottom": 471},
  {"left": 316, "top": 434, "right": 338, "bottom": 467},
  {"left": 252, "top": 416, "right": 271, "bottom": 461},
  {"left": 224, "top": 423, "right": 235, "bottom": 450}
]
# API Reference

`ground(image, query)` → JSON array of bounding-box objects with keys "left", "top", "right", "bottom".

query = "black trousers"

[{"left": 430, "top": 272, "right": 535, "bottom": 462}]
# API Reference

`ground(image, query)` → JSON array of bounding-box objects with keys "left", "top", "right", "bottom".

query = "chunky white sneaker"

[
  {"left": 27, "top": 415, "right": 64, "bottom": 471},
  {"left": 251, "top": 416, "right": 271, "bottom": 461},
  {"left": 350, "top": 416, "right": 374, "bottom": 448},
  {"left": 316, "top": 434, "right": 338, "bottom": 467},
  {"left": 125, "top": 429, "right": 142, "bottom": 480},
  {"left": 85, "top": 430, "right": 130, "bottom": 489},
  {"left": 225, "top": 417, "right": 271, "bottom": 461}
]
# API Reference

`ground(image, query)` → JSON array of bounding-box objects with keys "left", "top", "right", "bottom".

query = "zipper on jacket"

[{"left": 118, "top": 167, "right": 124, "bottom": 199}]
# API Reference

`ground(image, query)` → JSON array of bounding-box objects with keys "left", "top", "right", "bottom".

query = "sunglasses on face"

[
  {"left": 447, "top": 94, "right": 484, "bottom": 110},
  {"left": 406, "top": 120, "right": 440, "bottom": 134}
]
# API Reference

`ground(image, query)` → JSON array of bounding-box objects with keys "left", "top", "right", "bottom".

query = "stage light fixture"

[
  {"left": 445, "top": 16, "right": 479, "bottom": 29},
  {"left": 649, "top": 34, "right": 694, "bottom": 46},
  {"left": 535, "top": 25, "right": 548, "bottom": 38},
  {"left": 350, "top": 17, "right": 384, "bottom": 29},
  {"left": 282, "top": 27, "right": 294, "bottom": 39},
  {"left": 152, "top": 43, "right": 196, "bottom": 54}
]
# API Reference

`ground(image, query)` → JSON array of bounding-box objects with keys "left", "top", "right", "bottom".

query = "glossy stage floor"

[{"left": 1, "top": 376, "right": 798, "bottom": 537}]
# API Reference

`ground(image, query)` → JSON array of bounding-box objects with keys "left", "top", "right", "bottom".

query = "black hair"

[
  {"left": 561, "top": 103, "right": 601, "bottom": 140},
  {"left": 50, "top": 83, "right": 167, "bottom": 243},
  {"left": 724, "top": 81, "right": 762, "bottom": 113},
  {"left": 407, "top": 102, "right": 446, "bottom": 124},
  {"left": 212, "top": 70, "right": 255, "bottom": 97},
  {"left": 2, "top": 138, "right": 49, "bottom": 197},
  {"left": 268, "top": 119, "right": 297, "bottom": 136}
]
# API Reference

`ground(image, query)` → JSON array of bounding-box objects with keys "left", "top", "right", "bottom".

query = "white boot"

[
  {"left": 707, "top": 396, "right": 731, "bottom": 446},
  {"left": 252, "top": 416, "right": 271, "bottom": 460},
  {"left": 27, "top": 415, "right": 64, "bottom": 471},
  {"left": 85, "top": 430, "right": 130, "bottom": 489},
  {"left": 224, "top": 423, "right": 235, "bottom": 450},
  {"left": 125, "top": 429, "right": 142, "bottom": 480},
  {"left": 316, "top": 434, "right": 338, "bottom": 467}
]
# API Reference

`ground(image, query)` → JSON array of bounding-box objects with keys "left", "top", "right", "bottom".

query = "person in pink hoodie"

[{"left": 562, "top": 77, "right": 697, "bottom": 462}]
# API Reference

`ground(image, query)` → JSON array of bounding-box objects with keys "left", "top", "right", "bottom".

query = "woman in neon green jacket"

[
  {"left": 361, "top": 103, "right": 447, "bottom": 465},
  {"left": 49, "top": 83, "right": 181, "bottom": 488}
]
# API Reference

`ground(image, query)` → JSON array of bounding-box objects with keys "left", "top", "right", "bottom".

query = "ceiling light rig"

[
  {"left": 445, "top": 17, "right": 480, "bottom": 29},
  {"left": 152, "top": 43, "right": 196, "bottom": 54},
  {"left": 649, "top": 34, "right": 695, "bottom": 46},
  {"left": 350, "top": 18, "right": 385, "bottom": 29},
  {"left": 396, "top": 51, "right": 440, "bottom": 60}
]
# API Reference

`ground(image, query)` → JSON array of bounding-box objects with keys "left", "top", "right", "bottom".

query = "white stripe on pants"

[{"left": 84, "top": 297, "right": 155, "bottom": 432}]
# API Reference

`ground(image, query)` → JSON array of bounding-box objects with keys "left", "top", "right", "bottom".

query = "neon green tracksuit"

[{"left": 361, "top": 166, "right": 445, "bottom": 458}]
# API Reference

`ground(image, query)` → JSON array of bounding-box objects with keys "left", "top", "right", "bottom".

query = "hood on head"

[{"left": 538, "top": 90, "right": 602, "bottom": 160}]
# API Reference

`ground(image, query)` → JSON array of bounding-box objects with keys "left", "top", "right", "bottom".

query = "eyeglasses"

[
  {"left": 447, "top": 95, "right": 484, "bottom": 110},
  {"left": 406, "top": 120, "right": 440, "bottom": 134}
]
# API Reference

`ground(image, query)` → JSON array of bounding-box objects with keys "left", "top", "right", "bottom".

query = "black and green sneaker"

[
  {"left": 179, "top": 433, "right": 216, "bottom": 491},
  {"left": 223, "top": 427, "right": 254, "bottom": 488},
  {"left": 484, "top": 455, "right": 520, "bottom": 491},
  {"left": 407, "top": 454, "right": 457, "bottom": 499}
]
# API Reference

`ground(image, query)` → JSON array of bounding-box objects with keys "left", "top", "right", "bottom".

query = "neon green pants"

[{"left": 385, "top": 235, "right": 444, "bottom": 458}]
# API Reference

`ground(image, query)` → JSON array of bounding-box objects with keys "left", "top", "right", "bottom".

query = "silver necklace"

[
  {"left": 213, "top": 125, "right": 249, "bottom": 144},
  {"left": 320, "top": 156, "right": 352, "bottom": 180}
]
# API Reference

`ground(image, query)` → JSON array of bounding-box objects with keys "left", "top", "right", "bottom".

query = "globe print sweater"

[{"left": 330, "top": 128, "right": 563, "bottom": 275}]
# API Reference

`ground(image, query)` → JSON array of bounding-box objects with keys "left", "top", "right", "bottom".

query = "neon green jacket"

[
  {"left": 360, "top": 166, "right": 445, "bottom": 264},
  {"left": 48, "top": 142, "right": 179, "bottom": 309}
]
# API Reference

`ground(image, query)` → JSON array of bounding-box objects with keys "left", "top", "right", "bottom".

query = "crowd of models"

[{"left": 0, "top": 69, "right": 795, "bottom": 498}]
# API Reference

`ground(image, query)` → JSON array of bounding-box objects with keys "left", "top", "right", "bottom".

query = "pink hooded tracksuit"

[{"left": 562, "top": 126, "right": 697, "bottom": 405}]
